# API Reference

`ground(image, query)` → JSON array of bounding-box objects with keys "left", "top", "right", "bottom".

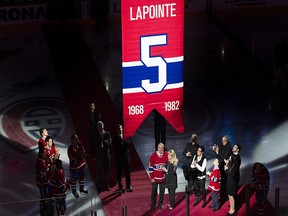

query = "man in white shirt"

[{"left": 191, "top": 145, "right": 207, "bottom": 208}]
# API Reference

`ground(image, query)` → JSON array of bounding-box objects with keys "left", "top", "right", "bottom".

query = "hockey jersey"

[
  {"left": 149, "top": 151, "right": 168, "bottom": 183},
  {"left": 208, "top": 165, "right": 221, "bottom": 192},
  {"left": 68, "top": 141, "right": 86, "bottom": 170},
  {"left": 38, "top": 138, "right": 45, "bottom": 150},
  {"left": 44, "top": 145, "right": 58, "bottom": 166},
  {"left": 50, "top": 168, "right": 70, "bottom": 197},
  {"left": 35, "top": 158, "right": 51, "bottom": 186}
]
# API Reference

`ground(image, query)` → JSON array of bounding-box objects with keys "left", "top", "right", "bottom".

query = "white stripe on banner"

[
  {"left": 122, "top": 56, "right": 184, "bottom": 67},
  {"left": 123, "top": 82, "right": 184, "bottom": 94}
]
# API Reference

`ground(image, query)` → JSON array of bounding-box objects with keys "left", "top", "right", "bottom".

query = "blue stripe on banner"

[{"left": 123, "top": 61, "right": 183, "bottom": 88}]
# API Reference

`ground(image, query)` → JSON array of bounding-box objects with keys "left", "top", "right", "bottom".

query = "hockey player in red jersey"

[
  {"left": 68, "top": 134, "right": 88, "bottom": 198},
  {"left": 38, "top": 128, "right": 49, "bottom": 150},
  {"left": 35, "top": 148, "right": 54, "bottom": 216},
  {"left": 148, "top": 142, "right": 168, "bottom": 211},
  {"left": 44, "top": 136, "right": 60, "bottom": 166},
  {"left": 50, "top": 159, "right": 70, "bottom": 216}
]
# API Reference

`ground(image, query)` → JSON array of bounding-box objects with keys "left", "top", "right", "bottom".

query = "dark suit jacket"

[
  {"left": 92, "top": 130, "right": 111, "bottom": 160},
  {"left": 112, "top": 135, "right": 131, "bottom": 163}
]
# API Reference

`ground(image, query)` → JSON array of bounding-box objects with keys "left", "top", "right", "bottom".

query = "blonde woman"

[{"left": 162, "top": 149, "right": 178, "bottom": 210}]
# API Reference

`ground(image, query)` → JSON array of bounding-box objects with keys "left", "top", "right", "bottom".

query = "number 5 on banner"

[{"left": 140, "top": 34, "right": 167, "bottom": 93}]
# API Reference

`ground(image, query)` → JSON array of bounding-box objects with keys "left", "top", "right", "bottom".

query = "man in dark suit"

[
  {"left": 92, "top": 121, "right": 111, "bottom": 191},
  {"left": 89, "top": 102, "right": 101, "bottom": 147},
  {"left": 113, "top": 124, "right": 133, "bottom": 192},
  {"left": 182, "top": 133, "right": 199, "bottom": 192},
  {"left": 212, "top": 135, "right": 232, "bottom": 204}
]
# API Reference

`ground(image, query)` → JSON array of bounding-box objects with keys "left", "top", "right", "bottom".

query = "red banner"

[{"left": 122, "top": 0, "right": 184, "bottom": 138}]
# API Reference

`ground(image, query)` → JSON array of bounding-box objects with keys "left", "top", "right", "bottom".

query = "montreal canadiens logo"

[{"left": 0, "top": 98, "right": 68, "bottom": 152}]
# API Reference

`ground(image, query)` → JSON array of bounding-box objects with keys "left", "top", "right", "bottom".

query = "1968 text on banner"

[{"left": 122, "top": 0, "right": 184, "bottom": 138}]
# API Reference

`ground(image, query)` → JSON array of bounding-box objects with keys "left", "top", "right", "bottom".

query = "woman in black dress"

[
  {"left": 163, "top": 149, "right": 178, "bottom": 210},
  {"left": 224, "top": 156, "right": 238, "bottom": 215}
]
